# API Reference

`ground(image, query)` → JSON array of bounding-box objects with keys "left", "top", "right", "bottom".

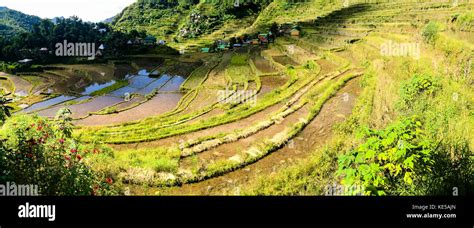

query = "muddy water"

[
  {"left": 109, "top": 86, "right": 139, "bottom": 97},
  {"left": 22, "top": 95, "right": 76, "bottom": 113},
  {"left": 136, "top": 75, "right": 172, "bottom": 95},
  {"left": 129, "top": 75, "right": 156, "bottom": 88},
  {"left": 82, "top": 80, "right": 116, "bottom": 95},
  {"left": 37, "top": 96, "right": 124, "bottom": 118},
  {"left": 24, "top": 59, "right": 186, "bottom": 118},
  {"left": 75, "top": 93, "right": 183, "bottom": 126},
  {"left": 159, "top": 76, "right": 186, "bottom": 92}
]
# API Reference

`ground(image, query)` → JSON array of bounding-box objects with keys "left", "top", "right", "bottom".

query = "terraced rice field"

[{"left": 4, "top": 1, "right": 473, "bottom": 195}]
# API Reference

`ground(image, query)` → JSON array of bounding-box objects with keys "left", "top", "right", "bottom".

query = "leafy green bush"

[
  {"left": 396, "top": 73, "right": 439, "bottom": 111},
  {"left": 337, "top": 116, "right": 473, "bottom": 196},
  {"left": 422, "top": 21, "right": 439, "bottom": 44},
  {"left": 0, "top": 108, "right": 116, "bottom": 195},
  {"left": 337, "top": 117, "right": 436, "bottom": 196},
  {"left": 0, "top": 62, "right": 22, "bottom": 74}
]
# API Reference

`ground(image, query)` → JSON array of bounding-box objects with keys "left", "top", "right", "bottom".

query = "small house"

[
  {"left": 290, "top": 28, "right": 300, "bottom": 37},
  {"left": 201, "top": 48, "right": 210, "bottom": 53},
  {"left": 258, "top": 34, "right": 269, "bottom": 43},
  {"left": 217, "top": 44, "right": 227, "bottom": 51},
  {"left": 18, "top": 59, "right": 33, "bottom": 64}
]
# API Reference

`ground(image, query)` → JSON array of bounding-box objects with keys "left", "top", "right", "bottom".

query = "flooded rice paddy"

[{"left": 16, "top": 58, "right": 195, "bottom": 124}]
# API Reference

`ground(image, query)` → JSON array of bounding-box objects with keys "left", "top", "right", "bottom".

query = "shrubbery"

[
  {"left": 337, "top": 117, "right": 435, "bottom": 196},
  {"left": 337, "top": 117, "right": 473, "bottom": 196},
  {"left": 0, "top": 108, "right": 117, "bottom": 195},
  {"left": 396, "top": 73, "right": 439, "bottom": 112},
  {"left": 422, "top": 21, "right": 440, "bottom": 44}
]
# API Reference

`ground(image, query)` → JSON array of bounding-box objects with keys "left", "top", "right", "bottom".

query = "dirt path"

[{"left": 129, "top": 77, "right": 362, "bottom": 195}]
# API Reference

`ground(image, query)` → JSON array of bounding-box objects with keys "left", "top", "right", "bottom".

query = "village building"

[
  {"left": 290, "top": 28, "right": 300, "bottom": 37},
  {"left": 18, "top": 59, "right": 33, "bottom": 64}
]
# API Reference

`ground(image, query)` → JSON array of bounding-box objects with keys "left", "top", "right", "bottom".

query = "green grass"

[
  {"left": 87, "top": 147, "right": 181, "bottom": 184},
  {"left": 90, "top": 80, "right": 129, "bottom": 96}
]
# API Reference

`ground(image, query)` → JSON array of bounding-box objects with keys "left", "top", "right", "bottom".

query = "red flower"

[
  {"left": 76, "top": 154, "right": 82, "bottom": 160},
  {"left": 64, "top": 155, "right": 71, "bottom": 161},
  {"left": 37, "top": 125, "right": 43, "bottom": 131},
  {"left": 26, "top": 153, "right": 33, "bottom": 158},
  {"left": 105, "top": 177, "right": 113, "bottom": 184},
  {"left": 70, "top": 149, "right": 77, "bottom": 153},
  {"left": 59, "top": 138, "right": 65, "bottom": 144}
]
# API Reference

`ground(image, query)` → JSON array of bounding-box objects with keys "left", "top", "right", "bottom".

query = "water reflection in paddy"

[
  {"left": 22, "top": 95, "right": 75, "bottom": 113},
  {"left": 23, "top": 63, "right": 188, "bottom": 120}
]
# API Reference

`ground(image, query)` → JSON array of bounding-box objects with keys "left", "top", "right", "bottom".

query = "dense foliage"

[
  {"left": 0, "top": 7, "right": 42, "bottom": 37},
  {"left": 0, "top": 16, "right": 154, "bottom": 62},
  {"left": 337, "top": 117, "right": 435, "bottom": 196},
  {"left": 337, "top": 116, "right": 472, "bottom": 196},
  {"left": 396, "top": 73, "right": 440, "bottom": 112},
  {"left": 422, "top": 21, "right": 440, "bottom": 44},
  {"left": 113, "top": 0, "right": 274, "bottom": 39},
  {"left": 0, "top": 107, "right": 116, "bottom": 195}
]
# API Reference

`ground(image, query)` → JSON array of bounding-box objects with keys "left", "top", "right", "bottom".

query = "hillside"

[
  {"left": 0, "top": 6, "right": 42, "bottom": 37},
  {"left": 1, "top": 0, "right": 473, "bottom": 197},
  {"left": 112, "top": 0, "right": 273, "bottom": 42}
]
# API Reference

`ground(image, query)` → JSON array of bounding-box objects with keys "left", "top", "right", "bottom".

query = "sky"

[{"left": 0, "top": 0, "right": 136, "bottom": 22}]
